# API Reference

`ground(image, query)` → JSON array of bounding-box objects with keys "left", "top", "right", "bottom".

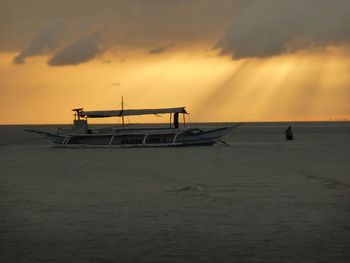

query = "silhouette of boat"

[{"left": 26, "top": 105, "right": 233, "bottom": 147}]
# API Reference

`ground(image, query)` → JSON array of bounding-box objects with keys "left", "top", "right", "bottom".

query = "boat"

[{"left": 25, "top": 105, "right": 234, "bottom": 148}]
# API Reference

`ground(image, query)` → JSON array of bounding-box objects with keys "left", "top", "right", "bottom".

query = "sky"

[{"left": 1, "top": 0, "right": 350, "bottom": 124}]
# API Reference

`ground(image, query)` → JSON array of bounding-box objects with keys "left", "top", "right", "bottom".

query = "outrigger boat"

[{"left": 26, "top": 105, "right": 233, "bottom": 148}]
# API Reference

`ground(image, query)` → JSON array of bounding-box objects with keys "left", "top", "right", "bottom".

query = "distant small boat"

[{"left": 26, "top": 105, "right": 234, "bottom": 148}]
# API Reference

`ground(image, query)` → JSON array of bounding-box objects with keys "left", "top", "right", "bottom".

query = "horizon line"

[{"left": 1, "top": 119, "right": 349, "bottom": 126}]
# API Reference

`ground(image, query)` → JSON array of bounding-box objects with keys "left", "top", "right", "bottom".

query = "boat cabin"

[{"left": 72, "top": 106, "right": 188, "bottom": 134}]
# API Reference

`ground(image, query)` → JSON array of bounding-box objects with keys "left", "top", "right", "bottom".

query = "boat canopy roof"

[{"left": 79, "top": 107, "right": 187, "bottom": 118}]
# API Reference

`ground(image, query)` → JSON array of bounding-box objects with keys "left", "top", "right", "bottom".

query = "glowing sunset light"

[{"left": 195, "top": 48, "right": 350, "bottom": 122}]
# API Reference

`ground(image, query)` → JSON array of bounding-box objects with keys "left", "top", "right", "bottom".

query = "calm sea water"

[{"left": 0, "top": 122, "right": 349, "bottom": 262}]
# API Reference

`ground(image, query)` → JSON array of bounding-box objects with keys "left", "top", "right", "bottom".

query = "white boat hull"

[{"left": 28, "top": 127, "right": 231, "bottom": 148}]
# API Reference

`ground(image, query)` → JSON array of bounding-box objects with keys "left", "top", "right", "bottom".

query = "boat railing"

[
  {"left": 62, "top": 135, "right": 71, "bottom": 145},
  {"left": 142, "top": 134, "right": 148, "bottom": 145},
  {"left": 173, "top": 132, "right": 179, "bottom": 143}
]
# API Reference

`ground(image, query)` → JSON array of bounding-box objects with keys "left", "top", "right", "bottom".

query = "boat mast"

[{"left": 121, "top": 96, "right": 125, "bottom": 128}]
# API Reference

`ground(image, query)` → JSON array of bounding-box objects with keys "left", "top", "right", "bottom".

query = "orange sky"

[
  {"left": 1, "top": 45, "right": 349, "bottom": 124},
  {"left": 1, "top": 1, "right": 349, "bottom": 124}
]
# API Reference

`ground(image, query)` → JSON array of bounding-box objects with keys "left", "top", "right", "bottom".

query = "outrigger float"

[{"left": 26, "top": 105, "right": 234, "bottom": 148}]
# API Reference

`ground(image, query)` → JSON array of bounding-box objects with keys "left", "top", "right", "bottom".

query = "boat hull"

[{"left": 31, "top": 127, "right": 230, "bottom": 148}]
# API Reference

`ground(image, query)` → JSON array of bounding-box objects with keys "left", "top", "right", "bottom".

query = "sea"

[{"left": 0, "top": 122, "right": 349, "bottom": 263}]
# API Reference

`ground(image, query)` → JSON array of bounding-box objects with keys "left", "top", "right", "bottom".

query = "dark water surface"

[{"left": 0, "top": 122, "right": 349, "bottom": 262}]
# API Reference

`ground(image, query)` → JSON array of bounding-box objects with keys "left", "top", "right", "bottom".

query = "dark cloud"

[
  {"left": 216, "top": 0, "right": 350, "bottom": 59},
  {"left": 5, "top": 0, "right": 349, "bottom": 64},
  {"left": 48, "top": 33, "right": 101, "bottom": 66},
  {"left": 1, "top": 0, "right": 247, "bottom": 65},
  {"left": 148, "top": 44, "right": 175, "bottom": 55},
  {"left": 13, "top": 19, "right": 69, "bottom": 64}
]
